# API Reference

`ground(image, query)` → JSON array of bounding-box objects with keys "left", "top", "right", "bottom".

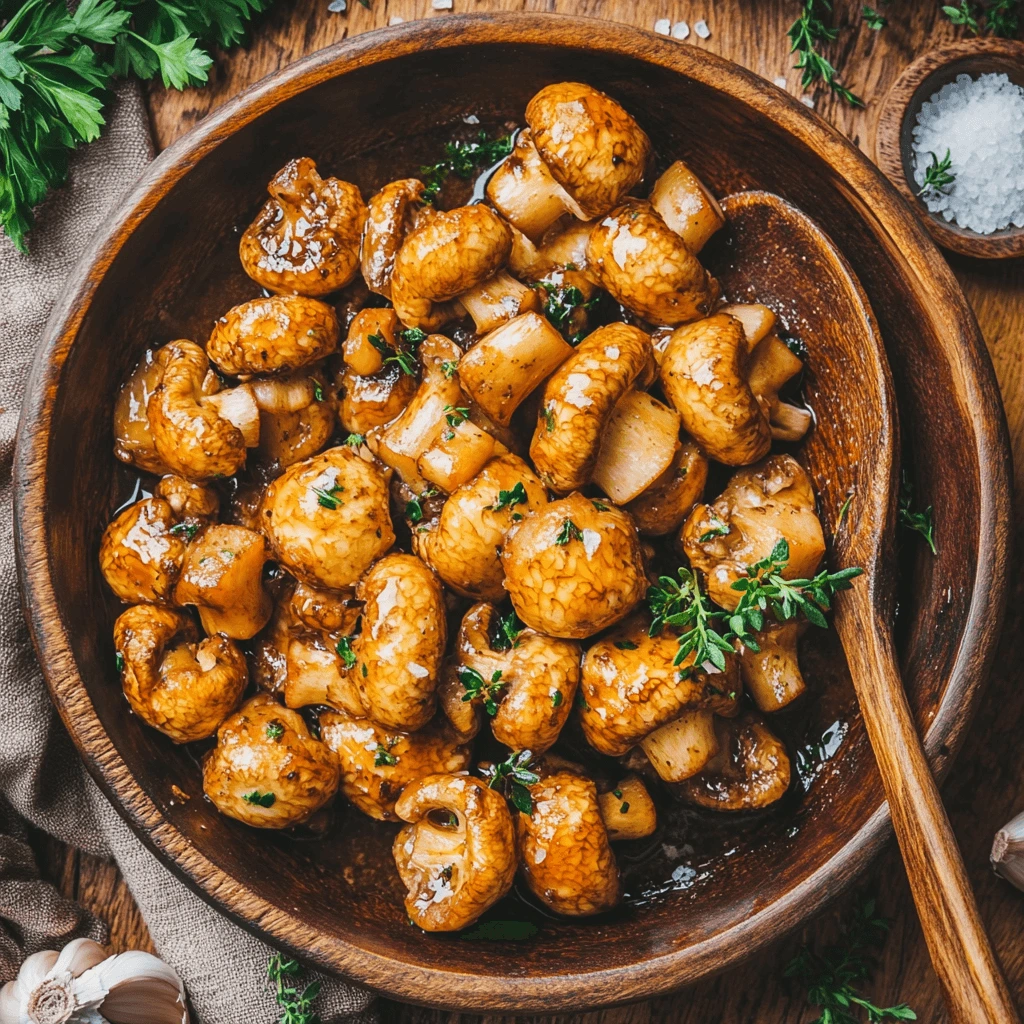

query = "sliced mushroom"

[
  {"left": 587, "top": 200, "right": 718, "bottom": 326},
  {"left": 113, "top": 348, "right": 170, "bottom": 474},
  {"left": 353, "top": 553, "right": 447, "bottom": 732},
  {"left": 681, "top": 453, "right": 826, "bottom": 610},
  {"left": 415, "top": 452, "right": 548, "bottom": 602},
  {"left": 516, "top": 769, "right": 619, "bottom": 916},
  {"left": 739, "top": 620, "right": 807, "bottom": 713},
  {"left": 457, "top": 311, "right": 574, "bottom": 428},
  {"left": 361, "top": 178, "right": 428, "bottom": 298},
  {"left": 320, "top": 711, "right": 472, "bottom": 821},
  {"left": 114, "top": 604, "right": 246, "bottom": 743},
  {"left": 99, "top": 498, "right": 187, "bottom": 606},
  {"left": 526, "top": 82, "right": 651, "bottom": 220},
  {"left": 649, "top": 160, "right": 725, "bottom": 254},
  {"left": 624, "top": 439, "right": 709, "bottom": 536},
  {"left": 677, "top": 713, "right": 792, "bottom": 811},
  {"left": 154, "top": 475, "right": 220, "bottom": 522},
  {"left": 529, "top": 323, "right": 653, "bottom": 493},
  {"left": 206, "top": 295, "right": 340, "bottom": 376},
  {"left": 239, "top": 157, "right": 367, "bottom": 297},
  {"left": 501, "top": 491, "right": 646, "bottom": 639},
  {"left": 261, "top": 445, "right": 395, "bottom": 591},
  {"left": 390, "top": 206, "right": 512, "bottom": 330},
  {"left": 597, "top": 774, "right": 658, "bottom": 841},
  {"left": 455, "top": 602, "right": 580, "bottom": 754},
  {"left": 393, "top": 774, "right": 517, "bottom": 932},
  {"left": 203, "top": 694, "right": 340, "bottom": 828}
]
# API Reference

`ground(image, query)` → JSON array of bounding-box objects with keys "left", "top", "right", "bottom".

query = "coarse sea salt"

[{"left": 911, "top": 72, "right": 1024, "bottom": 235}]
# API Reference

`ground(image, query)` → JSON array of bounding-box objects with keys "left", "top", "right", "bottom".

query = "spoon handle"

[{"left": 838, "top": 594, "right": 1020, "bottom": 1024}]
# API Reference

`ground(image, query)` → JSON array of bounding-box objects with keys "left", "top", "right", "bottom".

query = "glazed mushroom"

[
  {"left": 648, "top": 160, "right": 725, "bottom": 254},
  {"left": 436, "top": 658, "right": 481, "bottom": 743},
  {"left": 529, "top": 323, "right": 653, "bottom": 493},
  {"left": 677, "top": 713, "right": 792, "bottom": 811},
  {"left": 174, "top": 524, "right": 271, "bottom": 640},
  {"left": 342, "top": 307, "right": 402, "bottom": 377},
  {"left": 681, "top": 454, "right": 826, "bottom": 611},
  {"left": 390, "top": 205, "right": 512, "bottom": 330},
  {"left": 319, "top": 711, "right": 472, "bottom": 820},
  {"left": 454, "top": 602, "right": 580, "bottom": 754},
  {"left": 624, "top": 439, "right": 709, "bottom": 536},
  {"left": 148, "top": 341, "right": 258, "bottom": 481},
  {"left": 114, "top": 604, "right": 247, "bottom": 743},
  {"left": 526, "top": 82, "right": 651, "bottom": 221},
  {"left": 99, "top": 498, "right": 187, "bottom": 606},
  {"left": 153, "top": 475, "right": 220, "bottom": 522},
  {"left": 414, "top": 452, "right": 548, "bottom": 602},
  {"left": 597, "top": 774, "right": 658, "bottom": 841},
  {"left": 393, "top": 774, "right": 517, "bottom": 932},
  {"left": 587, "top": 200, "right": 719, "bottom": 326},
  {"left": 361, "top": 178, "right": 428, "bottom": 298},
  {"left": 248, "top": 593, "right": 296, "bottom": 694},
  {"left": 353, "top": 553, "right": 447, "bottom": 732},
  {"left": 289, "top": 581, "right": 361, "bottom": 635},
  {"left": 239, "top": 157, "right": 367, "bottom": 296},
  {"left": 458, "top": 270, "right": 541, "bottom": 336},
  {"left": 515, "top": 769, "right": 620, "bottom": 916},
  {"left": 739, "top": 620, "right": 807, "bottom": 713},
  {"left": 251, "top": 372, "right": 337, "bottom": 470},
  {"left": 339, "top": 361, "right": 419, "bottom": 436},
  {"left": 113, "top": 348, "right": 170, "bottom": 474},
  {"left": 578, "top": 610, "right": 741, "bottom": 781},
  {"left": 457, "top": 312, "right": 574, "bottom": 428},
  {"left": 501, "top": 491, "right": 647, "bottom": 639},
  {"left": 260, "top": 445, "right": 395, "bottom": 591},
  {"left": 282, "top": 633, "right": 365, "bottom": 717},
  {"left": 203, "top": 694, "right": 341, "bottom": 829}
]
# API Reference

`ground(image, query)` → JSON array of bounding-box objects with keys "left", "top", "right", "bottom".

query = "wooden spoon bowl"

[{"left": 13, "top": 14, "right": 1012, "bottom": 1012}]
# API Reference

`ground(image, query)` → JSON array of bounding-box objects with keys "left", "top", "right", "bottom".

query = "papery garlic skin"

[{"left": 0, "top": 938, "right": 188, "bottom": 1024}]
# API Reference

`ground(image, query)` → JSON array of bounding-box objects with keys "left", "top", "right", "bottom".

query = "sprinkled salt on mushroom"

[{"left": 582, "top": 528, "right": 601, "bottom": 557}]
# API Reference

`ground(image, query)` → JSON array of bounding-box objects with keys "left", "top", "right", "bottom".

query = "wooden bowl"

[
  {"left": 13, "top": 14, "right": 1012, "bottom": 1012},
  {"left": 875, "top": 38, "right": 1024, "bottom": 259}
]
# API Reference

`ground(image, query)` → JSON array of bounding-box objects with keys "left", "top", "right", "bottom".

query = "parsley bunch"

[{"left": 0, "top": 0, "right": 274, "bottom": 252}]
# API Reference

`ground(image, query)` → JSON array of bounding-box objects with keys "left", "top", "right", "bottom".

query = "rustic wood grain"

[{"left": 34, "top": 1, "right": 1024, "bottom": 1021}]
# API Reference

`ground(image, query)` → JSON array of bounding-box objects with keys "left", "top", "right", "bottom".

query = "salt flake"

[
  {"left": 694, "top": 19, "right": 710, "bottom": 39},
  {"left": 653, "top": 18, "right": 670, "bottom": 35}
]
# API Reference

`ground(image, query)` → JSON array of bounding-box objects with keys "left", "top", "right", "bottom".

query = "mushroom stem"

[
  {"left": 458, "top": 270, "right": 541, "bottom": 335},
  {"left": 740, "top": 622, "right": 806, "bottom": 712},
  {"left": 718, "top": 302, "right": 777, "bottom": 351},
  {"left": 598, "top": 775, "right": 657, "bottom": 840},
  {"left": 418, "top": 418, "right": 497, "bottom": 493},
  {"left": 640, "top": 709, "right": 719, "bottom": 782},
  {"left": 649, "top": 160, "right": 725, "bottom": 254},
  {"left": 771, "top": 402, "right": 814, "bottom": 441},
  {"left": 201, "top": 385, "right": 260, "bottom": 447},
  {"left": 746, "top": 335, "right": 802, "bottom": 398},
  {"left": 992, "top": 811, "right": 1024, "bottom": 892},
  {"left": 250, "top": 377, "right": 317, "bottom": 414}
]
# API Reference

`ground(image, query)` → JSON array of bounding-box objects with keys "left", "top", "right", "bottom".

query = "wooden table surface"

[{"left": 41, "top": 1, "right": 1024, "bottom": 1020}]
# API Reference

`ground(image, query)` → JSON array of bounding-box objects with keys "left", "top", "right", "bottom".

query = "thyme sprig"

[
  {"left": 787, "top": 0, "right": 864, "bottom": 107},
  {"left": 267, "top": 954, "right": 322, "bottom": 1024},
  {"left": 917, "top": 149, "right": 955, "bottom": 198},
  {"left": 897, "top": 475, "right": 937, "bottom": 554},
  {"left": 482, "top": 749, "right": 539, "bottom": 815},
  {"left": 459, "top": 665, "right": 505, "bottom": 716},
  {"left": 419, "top": 130, "right": 514, "bottom": 204},
  {"left": 487, "top": 481, "right": 527, "bottom": 516}
]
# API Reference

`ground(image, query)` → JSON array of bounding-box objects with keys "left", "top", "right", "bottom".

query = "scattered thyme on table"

[{"left": 787, "top": 0, "right": 864, "bottom": 107}]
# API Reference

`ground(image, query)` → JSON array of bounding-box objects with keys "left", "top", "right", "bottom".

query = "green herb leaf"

[
  {"left": 542, "top": 405, "right": 556, "bottom": 433},
  {"left": 540, "top": 280, "right": 587, "bottom": 337},
  {"left": 243, "top": 790, "right": 276, "bottom": 807},
  {"left": 336, "top": 636, "right": 357, "bottom": 669},
  {"left": 265, "top": 720, "right": 285, "bottom": 741},
  {"left": 345, "top": 432, "right": 365, "bottom": 448},
  {"left": 862, "top": 5, "right": 887, "bottom": 29},
  {"left": 401, "top": 327, "right": 427, "bottom": 346},
  {"left": 491, "top": 609, "right": 524, "bottom": 652},
  {"left": 115, "top": 651, "right": 124, "bottom": 673},
  {"left": 443, "top": 403, "right": 470, "bottom": 427},
  {"left": 313, "top": 380, "right": 324, "bottom": 401},
  {"left": 698, "top": 517, "right": 730, "bottom": 543},
  {"left": 787, "top": 0, "right": 864, "bottom": 107},
  {"left": 441, "top": 359, "right": 459, "bottom": 379},
  {"left": 312, "top": 482, "right": 344, "bottom": 509},
  {"left": 614, "top": 640, "right": 639, "bottom": 650},
  {"left": 554, "top": 518, "right": 583, "bottom": 546},
  {"left": 169, "top": 521, "right": 199, "bottom": 540},
  {"left": 458, "top": 665, "right": 505, "bottom": 716},
  {"left": 267, "top": 952, "right": 323, "bottom": 1024},
  {"left": 488, "top": 481, "right": 528, "bottom": 514},
  {"left": 483, "top": 749, "right": 540, "bottom": 813},
  {"left": 551, "top": 690, "right": 563, "bottom": 708},
  {"left": 897, "top": 474, "right": 937, "bottom": 554},
  {"left": 918, "top": 149, "right": 956, "bottom": 198},
  {"left": 419, "top": 130, "right": 513, "bottom": 203},
  {"left": 620, "top": 801, "right": 630, "bottom": 813},
  {"left": 406, "top": 497, "right": 424, "bottom": 523},
  {"left": 374, "top": 740, "right": 399, "bottom": 767}
]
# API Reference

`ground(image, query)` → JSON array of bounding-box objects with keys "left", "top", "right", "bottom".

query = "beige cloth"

[{"left": 0, "top": 83, "right": 376, "bottom": 1024}]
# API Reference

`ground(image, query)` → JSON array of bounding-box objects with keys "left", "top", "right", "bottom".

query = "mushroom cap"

[
  {"left": 203, "top": 694, "right": 340, "bottom": 828},
  {"left": 529, "top": 323, "right": 653, "bottom": 494},
  {"left": 501, "top": 491, "right": 646, "bottom": 639},
  {"left": 624, "top": 438, "right": 709, "bottom": 536},
  {"left": 261, "top": 445, "right": 395, "bottom": 591},
  {"left": 681, "top": 453, "right": 826, "bottom": 610},
  {"left": 154, "top": 474, "right": 220, "bottom": 521},
  {"left": 393, "top": 773, "right": 517, "bottom": 931},
  {"left": 289, "top": 581, "right": 361, "bottom": 635},
  {"left": 148, "top": 340, "right": 249, "bottom": 482},
  {"left": 319, "top": 711, "right": 472, "bottom": 821},
  {"left": 677, "top": 713, "right": 791, "bottom": 810},
  {"left": 515, "top": 769, "right": 620, "bottom": 916},
  {"left": 207, "top": 295, "right": 339, "bottom": 377},
  {"left": 587, "top": 199, "right": 719, "bottom": 325},
  {"left": 578, "top": 611, "right": 740, "bottom": 757},
  {"left": 660, "top": 312, "right": 771, "bottom": 466},
  {"left": 415, "top": 452, "right": 549, "bottom": 602},
  {"left": 361, "top": 178, "right": 427, "bottom": 298},
  {"left": 114, "top": 604, "right": 247, "bottom": 743},
  {"left": 99, "top": 497, "right": 186, "bottom": 606},
  {"left": 339, "top": 361, "right": 419, "bottom": 435},
  {"left": 113, "top": 347, "right": 170, "bottom": 474},
  {"left": 239, "top": 157, "right": 367, "bottom": 297},
  {"left": 390, "top": 205, "right": 512, "bottom": 330},
  {"left": 526, "top": 82, "right": 651, "bottom": 219}
]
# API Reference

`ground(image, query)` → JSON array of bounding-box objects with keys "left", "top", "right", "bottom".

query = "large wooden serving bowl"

[{"left": 13, "top": 14, "right": 1011, "bottom": 1012}]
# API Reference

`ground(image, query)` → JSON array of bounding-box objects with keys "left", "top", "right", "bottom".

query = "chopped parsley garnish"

[
  {"left": 592, "top": 500, "right": 609, "bottom": 512},
  {"left": 345, "top": 433, "right": 365, "bottom": 448},
  {"left": 698, "top": 518, "right": 730, "bottom": 543},
  {"left": 243, "top": 790, "right": 276, "bottom": 807},
  {"left": 542, "top": 405, "right": 556, "bottom": 433},
  {"left": 406, "top": 497, "right": 424, "bottom": 524},
  {"left": 361, "top": 662, "right": 368, "bottom": 678},
  {"left": 419, "top": 131, "right": 514, "bottom": 204},
  {"left": 488, "top": 481, "right": 527, "bottom": 514},
  {"left": 115, "top": 652, "right": 124, "bottom": 673},
  {"left": 313, "top": 482, "right": 345, "bottom": 510},
  {"left": 491, "top": 609, "right": 524, "bottom": 652},
  {"left": 336, "top": 636, "right": 358, "bottom": 669},
  {"left": 551, "top": 690, "right": 563, "bottom": 708},
  {"left": 367, "top": 332, "right": 389, "bottom": 354},
  {"left": 540, "top": 281, "right": 585, "bottom": 335},
  {"left": 620, "top": 802, "right": 630, "bottom": 814},
  {"left": 401, "top": 327, "right": 428, "bottom": 346},
  {"left": 614, "top": 640, "right": 639, "bottom": 650},
  {"left": 313, "top": 381, "right": 325, "bottom": 401},
  {"left": 444, "top": 404, "right": 470, "bottom": 427},
  {"left": 169, "top": 522, "right": 199, "bottom": 541},
  {"left": 374, "top": 740, "right": 399, "bottom": 767},
  {"left": 265, "top": 720, "right": 285, "bottom": 742},
  {"left": 368, "top": 331, "right": 417, "bottom": 375},
  {"left": 554, "top": 518, "right": 583, "bottom": 545},
  {"left": 441, "top": 359, "right": 459, "bottom": 379},
  {"left": 459, "top": 666, "right": 505, "bottom": 716},
  {"left": 483, "top": 749, "right": 540, "bottom": 815}
]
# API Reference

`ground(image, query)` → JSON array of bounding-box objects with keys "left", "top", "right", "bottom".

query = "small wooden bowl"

[
  {"left": 13, "top": 13, "right": 1013, "bottom": 1012},
  {"left": 876, "top": 38, "right": 1024, "bottom": 259}
]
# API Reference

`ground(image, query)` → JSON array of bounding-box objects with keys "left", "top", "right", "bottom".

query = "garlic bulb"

[
  {"left": 0, "top": 938, "right": 188, "bottom": 1024},
  {"left": 992, "top": 809, "right": 1024, "bottom": 892}
]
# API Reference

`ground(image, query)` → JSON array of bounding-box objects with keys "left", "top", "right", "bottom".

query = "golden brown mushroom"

[
  {"left": 114, "top": 604, "right": 246, "bottom": 743},
  {"left": 353, "top": 553, "right": 447, "bottom": 732},
  {"left": 414, "top": 453, "right": 548, "bottom": 602},
  {"left": 597, "top": 774, "right": 658, "bottom": 841},
  {"left": 260, "top": 445, "right": 395, "bottom": 591},
  {"left": 681, "top": 454, "right": 826, "bottom": 610},
  {"left": 319, "top": 711, "right": 472, "bottom": 820},
  {"left": 587, "top": 200, "right": 718, "bottom": 326},
  {"left": 339, "top": 361, "right": 419, "bottom": 436},
  {"left": 251, "top": 372, "right": 337, "bottom": 471},
  {"left": 393, "top": 774, "right": 517, "bottom": 932},
  {"left": 203, "top": 694, "right": 341, "bottom": 829},
  {"left": 624, "top": 439, "right": 709, "bottom": 536},
  {"left": 342, "top": 307, "right": 401, "bottom": 378},
  {"left": 173, "top": 524, "right": 271, "bottom": 640},
  {"left": 113, "top": 348, "right": 170, "bottom": 474},
  {"left": 282, "top": 633, "right": 365, "bottom": 717},
  {"left": 501, "top": 492, "right": 646, "bottom": 639},
  {"left": 361, "top": 178, "right": 428, "bottom": 299},
  {"left": 99, "top": 498, "right": 187, "bottom": 606},
  {"left": 529, "top": 323, "right": 653, "bottom": 494},
  {"left": 289, "top": 581, "right": 361, "bottom": 635},
  {"left": 153, "top": 475, "right": 220, "bottom": 522},
  {"left": 239, "top": 157, "right": 367, "bottom": 297}
]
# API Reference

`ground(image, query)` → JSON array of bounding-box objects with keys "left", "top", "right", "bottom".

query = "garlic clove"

[
  {"left": 52, "top": 938, "right": 109, "bottom": 980},
  {"left": 81, "top": 951, "right": 188, "bottom": 1024}
]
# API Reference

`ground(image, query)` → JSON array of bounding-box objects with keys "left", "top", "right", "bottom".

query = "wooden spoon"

[{"left": 711, "top": 190, "right": 1020, "bottom": 1024}]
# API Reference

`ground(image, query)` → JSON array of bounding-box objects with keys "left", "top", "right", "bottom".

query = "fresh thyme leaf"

[
  {"left": 918, "top": 149, "right": 955, "bottom": 198},
  {"left": 862, "top": 5, "right": 887, "bottom": 29},
  {"left": 243, "top": 790, "right": 276, "bottom": 807},
  {"left": 986, "top": 0, "right": 1020, "bottom": 36},
  {"left": 787, "top": 0, "right": 864, "bottom": 107},
  {"left": 336, "top": 635, "right": 357, "bottom": 669},
  {"left": 491, "top": 609, "right": 524, "bottom": 652},
  {"left": 268, "top": 953, "right": 323, "bottom": 1024},
  {"left": 620, "top": 801, "right": 629, "bottom": 813},
  {"left": 443, "top": 403, "right": 470, "bottom": 427},
  {"left": 367, "top": 332, "right": 389, "bottom": 354},
  {"left": 401, "top": 327, "right": 427, "bottom": 346},
  {"left": 265, "top": 720, "right": 285, "bottom": 741},
  {"left": 374, "top": 739, "right": 399, "bottom": 767},
  {"left": 540, "top": 280, "right": 587, "bottom": 337},
  {"left": 614, "top": 640, "right": 639, "bottom": 650},
  {"left": 897, "top": 474, "right": 937, "bottom": 554},
  {"left": 488, "top": 481, "right": 527, "bottom": 513},
  {"left": 361, "top": 662, "right": 368, "bottom": 678},
  {"left": 542, "top": 405, "right": 556, "bottom": 433},
  {"left": 405, "top": 496, "right": 424, "bottom": 523},
  {"left": 942, "top": 0, "right": 980, "bottom": 31},
  {"left": 313, "top": 380, "right": 324, "bottom": 401},
  {"left": 484, "top": 749, "right": 540, "bottom": 814},
  {"left": 698, "top": 517, "right": 730, "bottom": 543},
  {"left": 312, "top": 482, "right": 344, "bottom": 509},
  {"left": 385, "top": 347, "right": 417, "bottom": 376},
  {"left": 169, "top": 521, "right": 199, "bottom": 541},
  {"left": 419, "top": 129, "right": 513, "bottom": 204},
  {"left": 554, "top": 518, "right": 583, "bottom": 546},
  {"left": 657, "top": 568, "right": 734, "bottom": 675},
  {"left": 592, "top": 500, "right": 609, "bottom": 511},
  {"left": 115, "top": 651, "right": 124, "bottom": 673},
  {"left": 459, "top": 665, "right": 505, "bottom": 716},
  {"left": 551, "top": 690, "right": 563, "bottom": 708},
  {"left": 441, "top": 359, "right": 459, "bottom": 379},
  {"left": 345, "top": 432, "right": 365, "bottom": 448}
]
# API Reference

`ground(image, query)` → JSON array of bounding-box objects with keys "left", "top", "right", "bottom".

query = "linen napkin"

[{"left": 0, "top": 81, "right": 377, "bottom": 1024}]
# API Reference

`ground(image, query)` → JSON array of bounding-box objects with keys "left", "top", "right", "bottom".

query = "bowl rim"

[
  {"left": 874, "top": 37, "right": 1024, "bottom": 259},
  {"left": 13, "top": 12, "right": 1013, "bottom": 1011}
]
